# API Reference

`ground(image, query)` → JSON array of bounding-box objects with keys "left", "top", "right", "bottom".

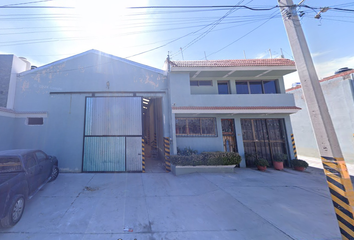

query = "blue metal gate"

[{"left": 83, "top": 97, "right": 142, "bottom": 172}]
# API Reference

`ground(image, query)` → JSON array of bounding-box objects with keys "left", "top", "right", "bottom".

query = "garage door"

[
  {"left": 241, "top": 118, "right": 288, "bottom": 167},
  {"left": 83, "top": 97, "right": 142, "bottom": 172}
]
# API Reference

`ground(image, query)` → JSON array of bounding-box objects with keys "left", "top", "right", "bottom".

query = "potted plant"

[
  {"left": 254, "top": 158, "right": 269, "bottom": 171},
  {"left": 273, "top": 153, "right": 287, "bottom": 170},
  {"left": 291, "top": 159, "right": 309, "bottom": 171}
]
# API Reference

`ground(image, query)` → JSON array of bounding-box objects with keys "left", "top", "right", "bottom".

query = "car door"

[
  {"left": 24, "top": 153, "right": 41, "bottom": 195},
  {"left": 35, "top": 151, "right": 52, "bottom": 184}
]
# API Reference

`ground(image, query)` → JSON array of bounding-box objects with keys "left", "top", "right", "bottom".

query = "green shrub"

[
  {"left": 170, "top": 154, "right": 203, "bottom": 166},
  {"left": 170, "top": 152, "right": 241, "bottom": 166},
  {"left": 177, "top": 147, "right": 198, "bottom": 156},
  {"left": 254, "top": 158, "right": 269, "bottom": 167},
  {"left": 291, "top": 159, "right": 309, "bottom": 168}
]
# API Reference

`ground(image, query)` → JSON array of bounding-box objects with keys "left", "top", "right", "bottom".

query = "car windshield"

[{"left": 0, "top": 157, "right": 24, "bottom": 173}]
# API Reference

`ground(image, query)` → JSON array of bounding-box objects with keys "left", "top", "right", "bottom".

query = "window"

[
  {"left": 249, "top": 82, "right": 263, "bottom": 94},
  {"left": 35, "top": 151, "right": 47, "bottom": 163},
  {"left": 25, "top": 155, "right": 36, "bottom": 169},
  {"left": 235, "top": 82, "right": 249, "bottom": 94},
  {"left": 190, "top": 80, "right": 212, "bottom": 86},
  {"left": 176, "top": 118, "right": 217, "bottom": 136},
  {"left": 0, "top": 158, "right": 22, "bottom": 173},
  {"left": 263, "top": 81, "right": 277, "bottom": 94},
  {"left": 218, "top": 82, "right": 229, "bottom": 94},
  {"left": 28, "top": 117, "right": 43, "bottom": 125},
  {"left": 236, "top": 80, "right": 278, "bottom": 94}
]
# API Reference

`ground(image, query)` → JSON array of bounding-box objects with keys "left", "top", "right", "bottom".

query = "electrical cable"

[
  {"left": 0, "top": 3, "right": 352, "bottom": 60},
  {"left": 171, "top": 0, "right": 249, "bottom": 58},
  {"left": 1, "top": 0, "right": 53, "bottom": 6},
  {"left": 205, "top": 10, "right": 280, "bottom": 59}
]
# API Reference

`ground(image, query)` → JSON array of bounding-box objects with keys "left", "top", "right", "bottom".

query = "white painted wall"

[{"left": 289, "top": 76, "right": 354, "bottom": 163}]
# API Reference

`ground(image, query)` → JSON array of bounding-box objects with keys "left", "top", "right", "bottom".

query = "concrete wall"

[
  {"left": 0, "top": 55, "right": 13, "bottom": 108},
  {"left": 10, "top": 51, "right": 168, "bottom": 172},
  {"left": 289, "top": 76, "right": 354, "bottom": 163},
  {"left": 0, "top": 114, "right": 15, "bottom": 150},
  {"left": 0, "top": 55, "right": 28, "bottom": 109}
]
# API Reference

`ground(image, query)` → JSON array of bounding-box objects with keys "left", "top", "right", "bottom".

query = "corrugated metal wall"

[
  {"left": 83, "top": 137, "right": 125, "bottom": 171},
  {"left": 83, "top": 97, "right": 142, "bottom": 172},
  {"left": 85, "top": 97, "right": 142, "bottom": 136}
]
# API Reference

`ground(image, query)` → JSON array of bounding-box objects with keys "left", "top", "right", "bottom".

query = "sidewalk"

[{"left": 299, "top": 155, "right": 354, "bottom": 176}]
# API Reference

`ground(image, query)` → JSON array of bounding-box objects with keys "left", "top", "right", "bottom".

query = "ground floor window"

[{"left": 176, "top": 117, "right": 217, "bottom": 136}]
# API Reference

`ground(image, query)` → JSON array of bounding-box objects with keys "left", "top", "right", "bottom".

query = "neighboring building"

[
  {"left": 0, "top": 50, "right": 299, "bottom": 171},
  {"left": 0, "top": 50, "right": 169, "bottom": 172},
  {"left": 0, "top": 55, "right": 29, "bottom": 108},
  {"left": 167, "top": 59, "right": 299, "bottom": 167},
  {"left": 287, "top": 69, "right": 354, "bottom": 163}
]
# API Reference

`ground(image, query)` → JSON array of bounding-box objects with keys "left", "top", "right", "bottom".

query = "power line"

[
  {"left": 0, "top": 5, "right": 73, "bottom": 8},
  {"left": 205, "top": 10, "right": 280, "bottom": 59},
  {"left": 129, "top": 5, "right": 278, "bottom": 10},
  {"left": 125, "top": 22, "right": 218, "bottom": 59},
  {"left": 1, "top": 0, "right": 53, "bottom": 6},
  {"left": 128, "top": 5, "right": 354, "bottom": 13},
  {"left": 171, "top": 0, "right": 249, "bottom": 58}
]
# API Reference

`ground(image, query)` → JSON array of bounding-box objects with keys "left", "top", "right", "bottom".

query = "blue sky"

[{"left": 1, "top": 0, "right": 354, "bottom": 88}]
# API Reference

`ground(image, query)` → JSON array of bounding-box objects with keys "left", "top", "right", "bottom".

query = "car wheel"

[
  {"left": 0, "top": 195, "right": 25, "bottom": 228},
  {"left": 49, "top": 166, "right": 59, "bottom": 182}
]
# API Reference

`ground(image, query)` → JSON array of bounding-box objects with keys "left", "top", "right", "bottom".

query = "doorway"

[
  {"left": 241, "top": 118, "right": 288, "bottom": 167},
  {"left": 142, "top": 97, "right": 165, "bottom": 172},
  {"left": 221, "top": 119, "right": 237, "bottom": 152}
]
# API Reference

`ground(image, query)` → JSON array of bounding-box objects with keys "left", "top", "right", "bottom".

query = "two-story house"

[
  {"left": 0, "top": 50, "right": 299, "bottom": 171},
  {"left": 167, "top": 59, "right": 299, "bottom": 167}
]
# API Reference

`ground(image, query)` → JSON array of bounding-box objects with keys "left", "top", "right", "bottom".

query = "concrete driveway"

[{"left": 0, "top": 167, "right": 341, "bottom": 240}]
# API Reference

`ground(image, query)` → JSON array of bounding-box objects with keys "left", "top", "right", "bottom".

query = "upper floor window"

[
  {"left": 218, "top": 81, "right": 230, "bottom": 94},
  {"left": 236, "top": 80, "right": 277, "bottom": 94},
  {"left": 190, "top": 80, "right": 212, "bottom": 86}
]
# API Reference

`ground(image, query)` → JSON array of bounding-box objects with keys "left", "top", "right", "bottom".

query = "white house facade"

[{"left": 167, "top": 59, "right": 299, "bottom": 168}]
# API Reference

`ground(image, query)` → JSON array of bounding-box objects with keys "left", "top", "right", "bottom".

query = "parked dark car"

[{"left": 0, "top": 149, "right": 59, "bottom": 228}]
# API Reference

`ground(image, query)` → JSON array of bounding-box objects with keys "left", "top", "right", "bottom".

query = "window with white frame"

[
  {"left": 236, "top": 80, "right": 277, "bottom": 94},
  {"left": 176, "top": 117, "right": 217, "bottom": 136},
  {"left": 217, "top": 81, "right": 230, "bottom": 94},
  {"left": 190, "top": 80, "right": 213, "bottom": 86}
]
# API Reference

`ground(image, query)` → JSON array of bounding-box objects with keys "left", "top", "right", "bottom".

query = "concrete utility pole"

[{"left": 278, "top": 0, "right": 354, "bottom": 239}]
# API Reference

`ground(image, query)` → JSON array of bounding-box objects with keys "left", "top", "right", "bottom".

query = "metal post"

[
  {"left": 142, "top": 138, "right": 145, "bottom": 173},
  {"left": 279, "top": 1, "right": 354, "bottom": 239},
  {"left": 291, "top": 133, "right": 297, "bottom": 159},
  {"left": 164, "top": 137, "right": 171, "bottom": 172}
]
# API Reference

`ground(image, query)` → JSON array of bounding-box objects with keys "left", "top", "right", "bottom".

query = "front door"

[
  {"left": 241, "top": 119, "right": 288, "bottom": 167},
  {"left": 221, "top": 119, "right": 237, "bottom": 152}
]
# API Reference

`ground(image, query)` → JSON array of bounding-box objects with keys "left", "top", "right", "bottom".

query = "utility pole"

[{"left": 278, "top": 0, "right": 354, "bottom": 239}]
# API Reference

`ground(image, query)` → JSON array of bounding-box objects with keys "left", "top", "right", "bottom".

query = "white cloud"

[
  {"left": 311, "top": 51, "right": 331, "bottom": 58},
  {"left": 314, "top": 56, "right": 354, "bottom": 79},
  {"left": 284, "top": 55, "right": 354, "bottom": 89},
  {"left": 255, "top": 52, "right": 269, "bottom": 59}
]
